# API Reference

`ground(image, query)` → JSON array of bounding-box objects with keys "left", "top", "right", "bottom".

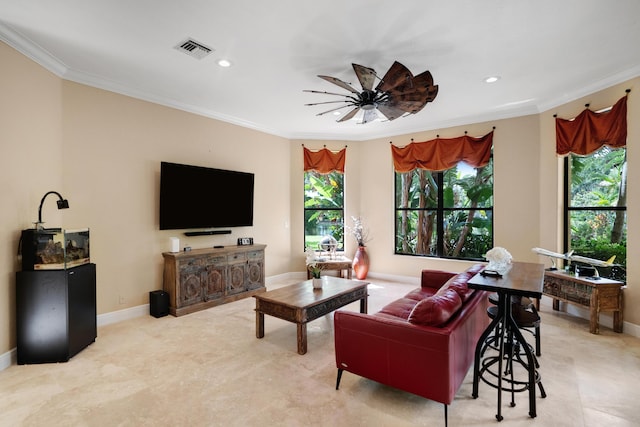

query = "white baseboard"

[{"left": 2, "top": 272, "right": 637, "bottom": 372}]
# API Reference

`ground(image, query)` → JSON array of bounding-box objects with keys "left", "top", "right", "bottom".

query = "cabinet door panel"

[
  {"left": 67, "top": 264, "right": 97, "bottom": 358},
  {"left": 179, "top": 263, "right": 203, "bottom": 307},
  {"left": 203, "top": 265, "right": 225, "bottom": 301},
  {"left": 227, "top": 264, "right": 246, "bottom": 294},
  {"left": 16, "top": 270, "right": 68, "bottom": 363},
  {"left": 246, "top": 260, "right": 264, "bottom": 290}
]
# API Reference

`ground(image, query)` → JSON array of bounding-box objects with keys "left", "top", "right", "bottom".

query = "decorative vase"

[
  {"left": 312, "top": 277, "right": 323, "bottom": 289},
  {"left": 352, "top": 246, "right": 370, "bottom": 280}
]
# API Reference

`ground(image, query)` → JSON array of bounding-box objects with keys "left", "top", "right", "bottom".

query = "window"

[
  {"left": 304, "top": 170, "right": 344, "bottom": 251},
  {"left": 564, "top": 146, "right": 627, "bottom": 280},
  {"left": 395, "top": 159, "right": 493, "bottom": 260}
]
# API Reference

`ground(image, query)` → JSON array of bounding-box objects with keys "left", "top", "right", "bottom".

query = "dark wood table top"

[
  {"left": 254, "top": 277, "right": 368, "bottom": 309},
  {"left": 468, "top": 261, "right": 545, "bottom": 298}
]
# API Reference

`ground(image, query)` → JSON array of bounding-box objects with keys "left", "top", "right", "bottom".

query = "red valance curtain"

[
  {"left": 303, "top": 147, "right": 346, "bottom": 173},
  {"left": 391, "top": 131, "right": 493, "bottom": 172},
  {"left": 556, "top": 95, "right": 627, "bottom": 156}
]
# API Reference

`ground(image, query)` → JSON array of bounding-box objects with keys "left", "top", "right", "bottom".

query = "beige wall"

[
  {"left": 1, "top": 40, "right": 639, "bottom": 358},
  {"left": 60, "top": 82, "right": 292, "bottom": 314},
  {"left": 0, "top": 42, "right": 64, "bottom": 354}
]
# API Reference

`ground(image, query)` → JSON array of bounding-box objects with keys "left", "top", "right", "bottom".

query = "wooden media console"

[{"left": 162, "top": 244, "right": 266, "bottom": 316}]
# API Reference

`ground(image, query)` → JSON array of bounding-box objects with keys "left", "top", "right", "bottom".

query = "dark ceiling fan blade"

[
  {"left": 337, "top": 107, "right": 360, "bottom": 122},
  {"left": 386, "top": 98, "right": 428, "bottom": 114},
  {"left": 376, "top": 61, "right": 413, "bottom": 93},
  {"left": 316, "top": 104, "right": 354, "bottom": 116},
  {"left": 305, "top": 100, "right": 355, "bottom": 106},
  {"left": 412, "top": 70, "right": 434, "bottom": 89},
  {"left": 318, "top": 75, "right": 360, "bottom": 94},
  {"left": 361, "top": 108, "right": 378, "bottom": 124},
  {"left": 376, "top": 103, "right": 407, "bottom": 121},
  {"left": 304, "top": 89, "right": 358, "bottom": 98},
  {"left": 352, "top": 64, "right": 377, "bottom": 91},
  {"left": 386, "top": 70, "right": 438, "bottom": 101},
  {"left": 389, "top": 84, "right": 439, "bottom": 107}
]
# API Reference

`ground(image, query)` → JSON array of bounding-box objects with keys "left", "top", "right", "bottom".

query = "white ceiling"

[{"left": 1, "top": 0, "right": 640, "bottom": 141}]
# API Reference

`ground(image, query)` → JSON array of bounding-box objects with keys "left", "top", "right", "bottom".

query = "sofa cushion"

[
  {"left": 439, "top": 264, "right": 485, "bottom": 301},
  {"left": 408, "top": 289, "right": 463, "bottom": 327},
  {"left": 440, "top": 276, "right": 474, "bottom": 302},
  {"left": 404, "top": 287, "right": 438, "bottom": 301},
  {"left": 377, "top": 297, "right": 419, "bottom": 320}
]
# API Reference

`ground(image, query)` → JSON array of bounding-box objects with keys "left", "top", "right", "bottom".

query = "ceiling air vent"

[{"left": 174, "top": 38, "right": 213, "bottom": 60}]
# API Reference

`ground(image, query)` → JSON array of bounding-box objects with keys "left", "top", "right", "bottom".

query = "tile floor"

[{"left": 1, "top": 278, "right": 639, "bottom": 426}]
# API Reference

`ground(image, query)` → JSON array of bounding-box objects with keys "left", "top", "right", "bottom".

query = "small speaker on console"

[{"left": 149, "top": 290, "right": 169, "bottom": 318}]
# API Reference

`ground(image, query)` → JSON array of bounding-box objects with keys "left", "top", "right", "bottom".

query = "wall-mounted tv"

[{"left": 159, "top": 161, "right": 254, "bottom": 230}]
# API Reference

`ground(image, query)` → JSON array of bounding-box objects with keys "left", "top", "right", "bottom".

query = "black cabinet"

[{"left": 16, "top": 263, "right": 96, "bottom": 364}]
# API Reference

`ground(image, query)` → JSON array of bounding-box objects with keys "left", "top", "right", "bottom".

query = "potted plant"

[{"left": 305, "top": 247, "right": 323, "bottom": 288}]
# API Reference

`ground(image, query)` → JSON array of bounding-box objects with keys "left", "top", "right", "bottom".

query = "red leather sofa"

[{"left": 334, "top": 264, "right": 488, "bottom": 425}]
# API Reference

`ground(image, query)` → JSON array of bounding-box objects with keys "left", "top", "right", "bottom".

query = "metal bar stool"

[{"left": 488, "top": 293, "right": 541, "bottom": 357}]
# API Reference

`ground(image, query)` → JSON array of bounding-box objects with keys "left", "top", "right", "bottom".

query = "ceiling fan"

[{"left": 304, "top": 61, "right": 438, "bottom": 124}]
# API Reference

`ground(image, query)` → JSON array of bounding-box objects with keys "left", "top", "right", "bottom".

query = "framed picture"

[{"left": 237, "top": 237, "right": 253, "bottom": 246}]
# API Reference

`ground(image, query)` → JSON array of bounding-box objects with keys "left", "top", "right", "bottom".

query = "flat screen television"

[{"left": 159, "top": 161, "right": 254, "bottom": 230}]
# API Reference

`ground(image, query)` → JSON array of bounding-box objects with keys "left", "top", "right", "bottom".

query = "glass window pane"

[
  {"left": 304, "top": 209, "right": 344, "bottom": 251},
  {"left": 442, "top": 209, "right": 493, "bottom": 258},
  {"left": 443, "top": 160, "right": 493, "bottom": 208},
  {"left": 304, "top": 170, "right": 344, "bottom": 251},
  {"left": 570, "top": 147, "right": 625, "bottom": 208},
  {"left": 304, "top": 171, "right": 344, "bottom": 209},
  {"left": 395, "top": 210, "right": 437, "bottom": 256},
  {"left": 395, "top": 170, "right": 438, "bottom": 209},
  {"left": 569, "top": 210, "right": 626, "bottom": 263}
]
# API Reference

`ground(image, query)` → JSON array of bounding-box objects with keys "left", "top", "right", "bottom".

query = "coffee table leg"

[
  {"left": 297, "top": 323, "right": 307, "bottom": 355},
  {"left": 256, "top": 311, "right": 264, "bottom": 339},
  {"left": 360, "top": 296, "right": 368, "bottom": 314}
]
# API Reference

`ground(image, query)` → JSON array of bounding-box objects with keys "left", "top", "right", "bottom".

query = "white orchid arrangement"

[
  {"left": 348, "top": 216, "right": 370, "bottom": 247},
  {"left": 305, "top": 246, "right": 322, "bottom": 278}
]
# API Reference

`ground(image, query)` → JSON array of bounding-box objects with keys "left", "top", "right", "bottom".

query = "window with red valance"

[
  {"left": 391, "top": 131, "right": 493, "bottom": 172},
  {"left": 303, "top": 146, "right": 346, "bottom": 174},
  {"left": 555, "top": 95, "right": 627, "bottom": 156},
  {"left": 557, "top": 95, "right": 628, "bottom": 281},
  {"left": 303, "top": 146, "right": 346, "bottom": 251},
  {"left": 391, "top": 131, "right": 494, "bottom": 261}
]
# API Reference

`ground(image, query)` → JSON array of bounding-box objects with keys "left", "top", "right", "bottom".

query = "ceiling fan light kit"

[{"left": 305, "top": 61, "right": 438, "bottom": 124}]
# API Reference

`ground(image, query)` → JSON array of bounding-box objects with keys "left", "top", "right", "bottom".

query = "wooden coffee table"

[{"left": 254, "top": 277, "right": 369, "bottom": 354}]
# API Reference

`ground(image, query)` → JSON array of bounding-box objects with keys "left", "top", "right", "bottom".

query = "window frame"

[
  {"left": 562, "top": 151, "right": 627, "bottom": 279},
  {"left": 394, "top": 159, "right": 494, "bottom": 261},
  {"left": 303, "top": 170, "right": 345, "bottom": 252}
]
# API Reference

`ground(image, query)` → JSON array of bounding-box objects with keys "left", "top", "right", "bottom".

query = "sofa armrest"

[{"left": 421, "top": 269, "right": 457, "bottom": 289}]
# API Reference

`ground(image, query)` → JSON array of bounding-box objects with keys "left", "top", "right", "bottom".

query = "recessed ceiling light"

[
  {"left": 217, "top": 59, "right": 232, "bottom": 67},
  {"left": 484, "top": 76, "right": 500, "bottom": 83},
  {"left": 333, "top": 111, "right": 341, "bottom": 116}
]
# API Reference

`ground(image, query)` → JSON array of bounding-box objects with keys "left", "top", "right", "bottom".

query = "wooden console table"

[
  {"left": 542, "top": 270, "right": 624, "bottom": 334},
  {"left": 307, "top": 256, "right": 352, "bottom": 279}
]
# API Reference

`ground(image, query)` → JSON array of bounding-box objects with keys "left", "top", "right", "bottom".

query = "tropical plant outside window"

[
  {"left": 565, "top": 146, "right": 627, "bottom": 280},
  {"left": 395, "top": 159, "right": 493, "bottom": 260},
  {"left": 304, "top": 170, "right": 344, "bottom": 251}
]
